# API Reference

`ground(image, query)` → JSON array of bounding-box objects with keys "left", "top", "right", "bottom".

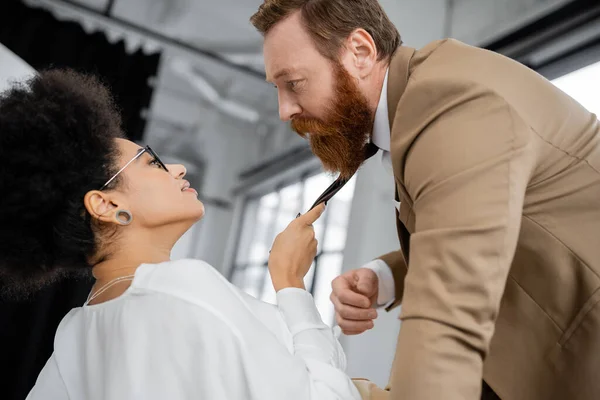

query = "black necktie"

[{"left": 307, "top": 142, "right": 380, "bottom": 211}]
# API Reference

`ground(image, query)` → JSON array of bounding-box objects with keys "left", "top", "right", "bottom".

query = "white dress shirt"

[
  {"left": 364, "top": 68, "right": 398, "bottom": 307},
  {"left": 371, "top": 69, "right": 393, "bottom": 174},
  {"left": 26, "top": 259, "right": 361, "bottom": 400}
]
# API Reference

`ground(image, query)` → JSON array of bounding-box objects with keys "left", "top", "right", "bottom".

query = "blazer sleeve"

[
  {"left": 389, "top": 90, "right": 536, "bottom": 399},
  {"left": 377, "top": 250, "right": 407, "bottom": 310}
]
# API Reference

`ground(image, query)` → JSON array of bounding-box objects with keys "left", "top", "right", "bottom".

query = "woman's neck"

[
  {"left": 87, "top": 246, "right": 172, "bottom": 305},
  {"left": 92, "top": 243, "right": 172, "bottom": 282}
]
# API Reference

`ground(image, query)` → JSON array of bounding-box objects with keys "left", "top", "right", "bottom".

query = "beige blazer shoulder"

[{"left": 382, "top": 39, "right": 600, "bottom": 400}]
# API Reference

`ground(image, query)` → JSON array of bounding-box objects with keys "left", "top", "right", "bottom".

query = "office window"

[
  {"left": 230, "top": 171, "right": 357, "bottom": 326},
  {"left": 552, "top": 60, "right": 600, "bottom": 115}
]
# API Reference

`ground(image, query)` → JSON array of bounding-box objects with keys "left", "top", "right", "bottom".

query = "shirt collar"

[{"left": 371, "top": 68, "right": 391, "bottom": 152}]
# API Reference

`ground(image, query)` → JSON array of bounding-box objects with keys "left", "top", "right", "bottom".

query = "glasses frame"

[{"left": 100, "top": 145, "right": 168, "bottom": 190}]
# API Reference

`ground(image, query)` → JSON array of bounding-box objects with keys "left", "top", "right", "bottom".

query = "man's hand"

[{"left": 331, "top": 268, "right": 379, "bottom": 335}]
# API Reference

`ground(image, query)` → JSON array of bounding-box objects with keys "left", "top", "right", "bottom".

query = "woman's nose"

[{"left": 167, "top": 164, "right": 186, "bottom": 179}]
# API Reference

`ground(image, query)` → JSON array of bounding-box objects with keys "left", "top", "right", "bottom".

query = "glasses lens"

[{"left": 146, "top": 146, "right": 169, "bottom": 172}]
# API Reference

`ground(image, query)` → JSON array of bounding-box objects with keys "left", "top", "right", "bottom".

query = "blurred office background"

[{"left": 0, "top": 0, "right": 599, "bottom": 398}]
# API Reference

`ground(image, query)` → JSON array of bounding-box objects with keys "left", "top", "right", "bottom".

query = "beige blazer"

[{"left": 374, "top": 39, "right": 600, "bottom": 400}]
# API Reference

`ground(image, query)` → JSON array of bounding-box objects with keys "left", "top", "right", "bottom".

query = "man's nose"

[{"left": 278, "top": 94, "right": 301, "bottom": 122}]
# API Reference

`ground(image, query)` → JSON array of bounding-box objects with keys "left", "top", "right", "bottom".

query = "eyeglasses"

[{"left": 100, "top": 145, "right": 168, "bottom": 190}]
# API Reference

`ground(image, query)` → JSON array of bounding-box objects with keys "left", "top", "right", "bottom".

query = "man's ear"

[
  {"left": 346, "top": 28, "right": 378, "bottom": 79},
  {"left": 84, "top": 190, "right": 123, "bottom": 225}
]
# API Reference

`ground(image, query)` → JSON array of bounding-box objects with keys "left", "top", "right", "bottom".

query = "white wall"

[
  {"left": 184, "top": 114, "right": 263, "bottom": 268},
  {"left": 145, "top": 53, "right": 267, "bottom": 271},
  {"left": 378, "top": 0, "right": 573, "bottom": 49},
  {"left": 381, "top": 0, "right": 447, "bottom": 47},
  {"left": 168, "top": 115, "right": 263, "bottom": 269},
  {"left": 339, "top": 156, "right": 403, "bottom": 387},
  {"left": 0, "top": 43, "right": 36, "bottom": 92},
  {"left": 449, "top": 0, "right": 572, "bottom": 45}
]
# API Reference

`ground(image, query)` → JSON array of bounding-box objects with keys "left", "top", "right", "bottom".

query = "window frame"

[{"left": 224, "top": 157, "right": 356, "bottom": 325}]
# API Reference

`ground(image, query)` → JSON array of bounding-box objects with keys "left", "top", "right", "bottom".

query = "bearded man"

[{"left": 250, "top": 1, "right": 600, "bottom": 399}]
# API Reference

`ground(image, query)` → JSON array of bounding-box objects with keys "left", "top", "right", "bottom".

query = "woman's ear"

[{"left": 84, "top": 190, "right": 122, "bottom": 225}]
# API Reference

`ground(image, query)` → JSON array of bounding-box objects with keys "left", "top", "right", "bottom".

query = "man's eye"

[{"left": 149, "top": 159, "right": 161, "bottom": 167}]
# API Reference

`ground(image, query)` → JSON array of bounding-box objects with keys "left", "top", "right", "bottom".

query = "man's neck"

[{"left": 367, "top": 61, "right": 389, "bottom": 113}]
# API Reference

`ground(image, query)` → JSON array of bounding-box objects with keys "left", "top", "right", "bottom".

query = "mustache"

[{"left": 291, "top": 117, "right": 339, "bottom": 138}]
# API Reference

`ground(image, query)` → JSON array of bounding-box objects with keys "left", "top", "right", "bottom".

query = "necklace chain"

[{"left": 86, "top": 275, "right": 135, "bottom": 305}]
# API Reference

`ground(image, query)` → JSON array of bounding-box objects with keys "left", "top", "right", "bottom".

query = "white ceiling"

[
  {"left": 60, "top": 0, "right": 267, "bottom": 71},
  {"left": 32, "top": 0, "right": 574, "bottom": 76},
  {"left": 21, "top": 0, "right": 575, "bottom": 176},
  {"left": 112, "top": 0, "right": 264, "bottom": 53}
]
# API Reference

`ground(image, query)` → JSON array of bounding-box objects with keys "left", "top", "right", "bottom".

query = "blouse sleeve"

[
  {"left": 26, "top": 354, "right": 69, "bottom": 400},
  {"left": 178, "top": 289, "right": 361, "bottom": 400}
]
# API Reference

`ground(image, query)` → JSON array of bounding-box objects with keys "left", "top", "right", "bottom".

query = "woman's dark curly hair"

[{"left": 0, "top": 69, "right": 124, "bottom": 297}]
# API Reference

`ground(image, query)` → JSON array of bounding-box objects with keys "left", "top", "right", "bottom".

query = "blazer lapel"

[
  {"left": 387, "top": 46, "right": 415, "bottom": 133},
  {"left": 386, "top": 46, "right": 416, "bottom": 265},
  {"left": 393, "top": 182, "right": 412, "bottom": 265}
]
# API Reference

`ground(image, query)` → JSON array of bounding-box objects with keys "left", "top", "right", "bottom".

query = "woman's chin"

[
  {"left": 185, "top": 203, "right": 205, "bottom": 224},
  {"left": 171, "top": 201, "right": 205, "bottom": 226},
  {"left": 194, "top": 201, "right": 205, "bottom": 220},
  {"left": 177, "top": 209, "right": 204, "bottom": 236}
]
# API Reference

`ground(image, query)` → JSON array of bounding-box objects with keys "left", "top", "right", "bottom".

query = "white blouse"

[{"left": 26, "top": 259, "right": 361, "bottom": 400}]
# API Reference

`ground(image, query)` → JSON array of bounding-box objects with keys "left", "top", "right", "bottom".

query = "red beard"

[{"left": 291, "top": 63, "right": 374, "bottom": 179}]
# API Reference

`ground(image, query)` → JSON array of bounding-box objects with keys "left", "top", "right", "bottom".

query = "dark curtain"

[
  {"left": 0, "top": 0, "right": 161, "bottom": 141},
  {"left": 0, "top": 2, "right": 161, "bottom": 399}
]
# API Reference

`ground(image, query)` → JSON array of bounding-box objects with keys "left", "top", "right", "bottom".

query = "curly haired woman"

[{"left": 0, "top": 69, "right": 363, "bottom": 400}]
